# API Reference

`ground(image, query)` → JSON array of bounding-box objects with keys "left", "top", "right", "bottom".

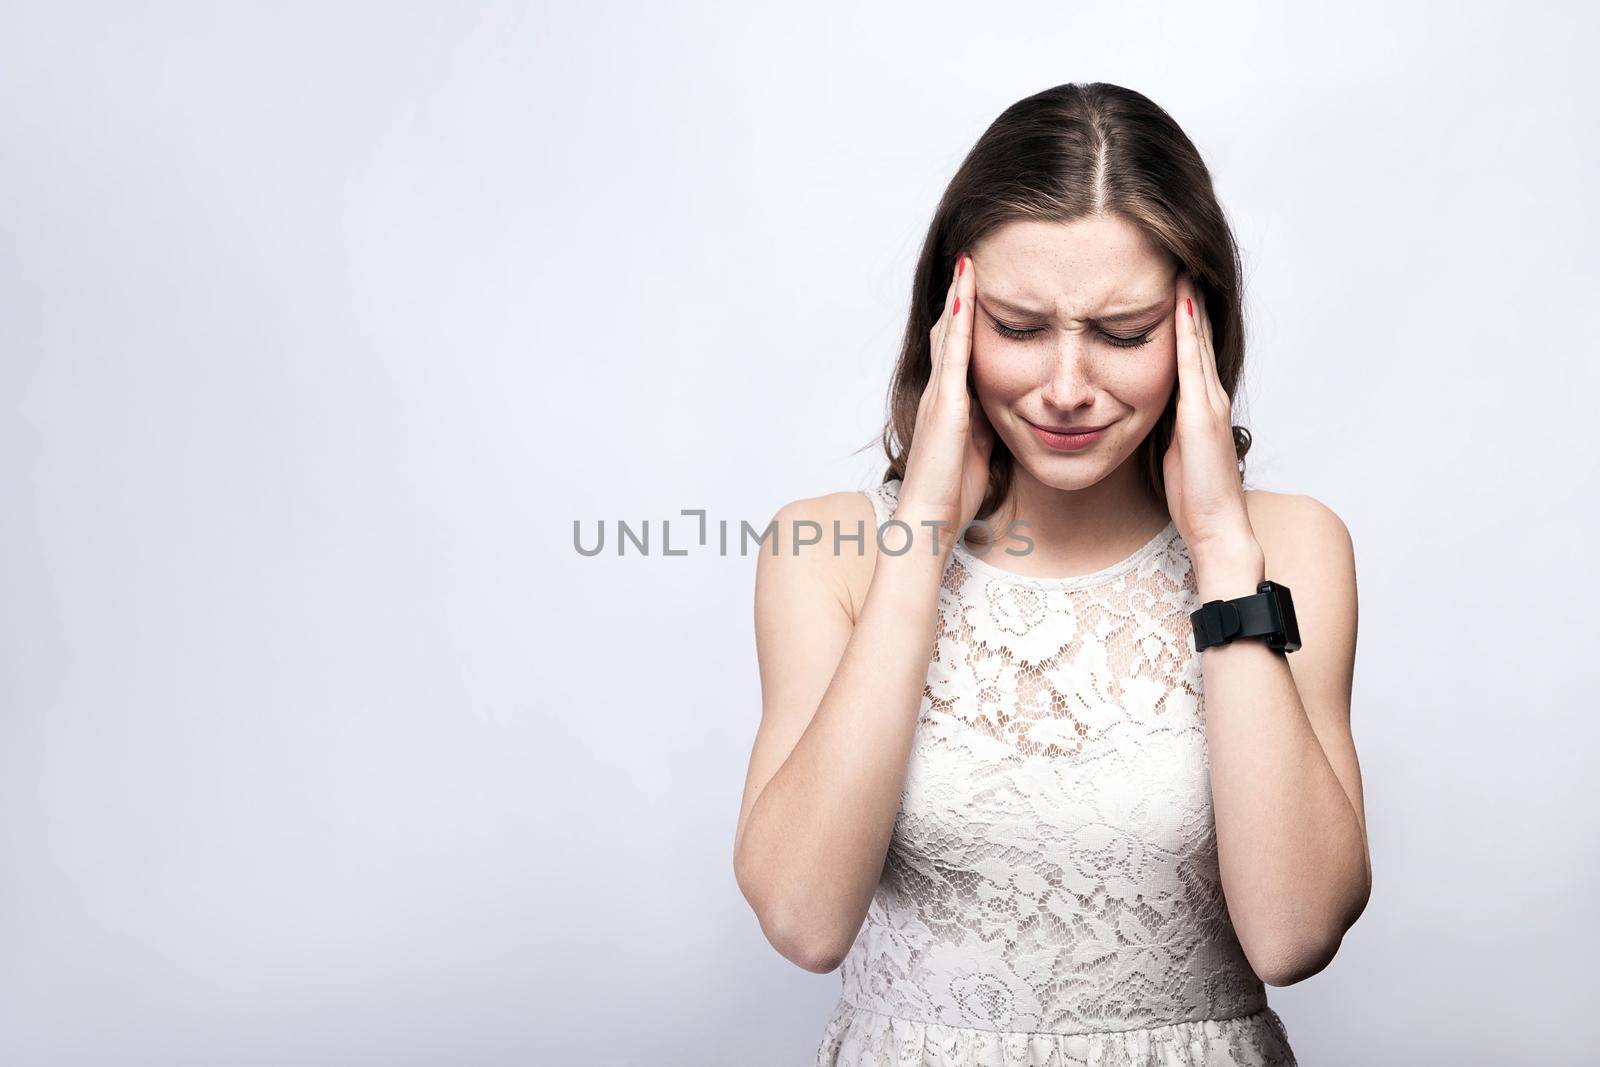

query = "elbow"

[
  {"left": 1252, "top": 920, "right": 1352, "bottom": 988},
  {"left": 764, "top": 895, "right": 854, "bottom": 974},
  {"left": 1255, "top": 857, "right": 1372, "bottom": 988},
  {"left": 760, "top": 905, "right": 851, "bottom": 975},
  {"left": 788, "top": 937, "right": 849, "bottom": 975},
  {"left": 733, "top": 851, "right": 850, "bottom": 974},
  {"left": 1256, "top": 946, "right": 1330, "bottom": 988}
]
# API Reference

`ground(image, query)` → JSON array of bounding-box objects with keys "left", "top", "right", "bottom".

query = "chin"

[{"left": 1013, "top": 450, "right": 1115, "bottom": 490}]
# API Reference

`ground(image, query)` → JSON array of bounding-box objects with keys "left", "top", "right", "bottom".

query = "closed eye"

[{"left": 988, "top": 320, "right": 1156, "bottom": 349}]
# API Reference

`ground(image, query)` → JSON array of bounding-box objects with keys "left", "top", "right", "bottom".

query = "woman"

[{"left": 732, "top": 82, "right": 1369, "bottom": 1066}]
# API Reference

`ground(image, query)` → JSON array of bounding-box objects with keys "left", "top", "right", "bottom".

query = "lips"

[
  {"left": 1030, "top": 420, "right": 1108, "bottom": 434},
  {"left": 1026, "top": 418, "right": 1112, "bottom": 453}
]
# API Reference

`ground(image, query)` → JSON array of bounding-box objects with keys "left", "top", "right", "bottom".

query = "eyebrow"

[{"left": 978, "top": 293, "right": 1169, "bottom": 327}]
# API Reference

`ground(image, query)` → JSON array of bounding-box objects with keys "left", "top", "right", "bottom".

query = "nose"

[{"left": 1038, "top": 334, "right": 1096, "bottom": 411}]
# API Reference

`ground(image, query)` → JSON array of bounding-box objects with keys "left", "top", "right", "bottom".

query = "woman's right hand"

[{"left": 895, "top": 253, "right": 997, "bottom": 554}]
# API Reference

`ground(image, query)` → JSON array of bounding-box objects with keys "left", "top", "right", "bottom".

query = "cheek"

[
  {"left": 1104, "top": 341, "right": 1177, "bottom": 409},
  {"left": 969, "top": 338, "right": 1035, "bottom": 399}
]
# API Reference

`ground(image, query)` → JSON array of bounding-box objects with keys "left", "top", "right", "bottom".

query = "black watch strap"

[{"left": 1190, "top": 580, "right": 1301, "bottom": 654}]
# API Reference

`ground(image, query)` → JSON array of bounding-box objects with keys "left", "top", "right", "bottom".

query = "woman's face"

[{"left": 967, "top": 215, "right": 1180, "bottom": 492}]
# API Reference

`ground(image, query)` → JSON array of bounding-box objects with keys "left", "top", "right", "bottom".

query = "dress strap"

[{"left": 861, "top": 478, "right": 902, "bottom": 527}]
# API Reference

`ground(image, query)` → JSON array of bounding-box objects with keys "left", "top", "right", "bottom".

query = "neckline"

[{"left": 951, "top": 516, "right": 1178, "bottom": 591}]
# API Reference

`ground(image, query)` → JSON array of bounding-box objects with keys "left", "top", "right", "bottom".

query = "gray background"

[{"left": 3, "top": 1, "right": 1596, "bottom": 1064}]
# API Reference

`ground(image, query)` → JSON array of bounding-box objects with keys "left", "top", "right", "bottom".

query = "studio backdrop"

[{"left": 3, "top": 2, "right": 1596, "bottom": 1065}]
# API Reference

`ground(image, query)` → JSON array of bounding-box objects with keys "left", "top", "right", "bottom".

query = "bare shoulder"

[
  {"left": 756, "top": 489, "right": 881, "bottom": 625},
  {"left": 1243, "top": 489, "right": 1355, "bottom": 572}
]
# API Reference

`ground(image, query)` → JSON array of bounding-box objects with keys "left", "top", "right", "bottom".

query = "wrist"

[
  {"left": 885, "top": 508, "right": 961, "bottom": 560},
  {"left": 1194, "top": 540, "right": 1266, "bottom": 602}
]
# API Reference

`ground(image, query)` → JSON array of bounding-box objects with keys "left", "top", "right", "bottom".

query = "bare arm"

[
  {"left": 1168, "top": 272, "right": 1369, "bottom": 987},
  {"left": 732, "top": 250, "right": 993, "bottom": 973},
  {"left": 731, "top": 494, "right": 948, "bottom": 973},
  {"left": 1197, "top": 493, "right": 1370, "bottom": 987}
]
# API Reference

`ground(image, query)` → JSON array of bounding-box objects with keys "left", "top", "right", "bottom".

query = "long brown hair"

[{"left": 874, "top": 82, "right": 1253, "bottom": 527}]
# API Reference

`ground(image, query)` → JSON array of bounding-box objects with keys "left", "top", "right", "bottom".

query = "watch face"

[{"left": 1271, "top": 582, "right": 1301, "bottom": 652}]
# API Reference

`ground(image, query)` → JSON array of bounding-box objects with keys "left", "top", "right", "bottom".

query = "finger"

[
  {"left": 938, "top": 254, "right": 975, "bottom": 404},
  {"left": 1188, "top": 271, "right": 1222, "bottom": 410},
  {"left": 1191, "top": 274, "right": 1225, "bottom": 407},
  {"left": 971, "top": 398, "right": 997, "bottom": 456},
  {"left": 1176, "top": 271, "right": 1208, "bottom": 408},
  {"left": 1203, "top": 289, "right": 1231, "bottom": 412},
  {"left": 928, "top": 263, "right": 960, "bottom": 394},
  {"left": 936, "top": 257, "right": 964, "bottom": 371}
]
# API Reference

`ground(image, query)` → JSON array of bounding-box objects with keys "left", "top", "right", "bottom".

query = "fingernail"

[
  {"left": 958, "top": 256, "right": 966, "bottom": 278},
  {"left": 954, "top": 296, "right": 961, "bottom": 315},
  {"left": 1186, "top": 298, "right": 1192, "bottom": 318}
]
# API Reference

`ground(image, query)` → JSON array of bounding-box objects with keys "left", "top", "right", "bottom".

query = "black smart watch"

[{"left": 1190, "top": 580, "right": 1301, "bottom": 654}]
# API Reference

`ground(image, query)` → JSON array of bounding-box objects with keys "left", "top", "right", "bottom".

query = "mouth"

[{"left": 1025, "top": 417, "right": 1114, "bottom": 452}]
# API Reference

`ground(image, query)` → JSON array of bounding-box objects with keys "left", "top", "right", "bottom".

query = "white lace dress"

[{"left": 814, "top": 478, "right": 1297, "bottom": 1067}]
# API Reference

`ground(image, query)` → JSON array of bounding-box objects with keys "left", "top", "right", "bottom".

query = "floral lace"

[{"left": 816, "top": 479, "right": 1296, "bottom": 1066}]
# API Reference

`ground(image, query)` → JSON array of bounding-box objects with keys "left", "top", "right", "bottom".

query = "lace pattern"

[{"left": 816, "top": 479, "right": 1296, "bottom": 1066}]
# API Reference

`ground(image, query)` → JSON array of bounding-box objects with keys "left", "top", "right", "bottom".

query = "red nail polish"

[
  {"left": 954, "top": 296, "right": 961, "bottom": 315},
  {"left": 1186, "top": 298, "right": 1192, "bottom": 318},
  {"left": 958, "top": 257, "right": 966, "bottom": 278}
]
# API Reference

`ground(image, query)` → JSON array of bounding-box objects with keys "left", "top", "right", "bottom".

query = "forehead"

[{"left": 973, "top": 215, "right": 1175, "bottom": 307}]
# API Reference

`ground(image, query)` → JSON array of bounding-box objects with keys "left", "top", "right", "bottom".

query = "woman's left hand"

[{"left": 1161, "top": 271, "right": 1259, "bottom": 562}]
